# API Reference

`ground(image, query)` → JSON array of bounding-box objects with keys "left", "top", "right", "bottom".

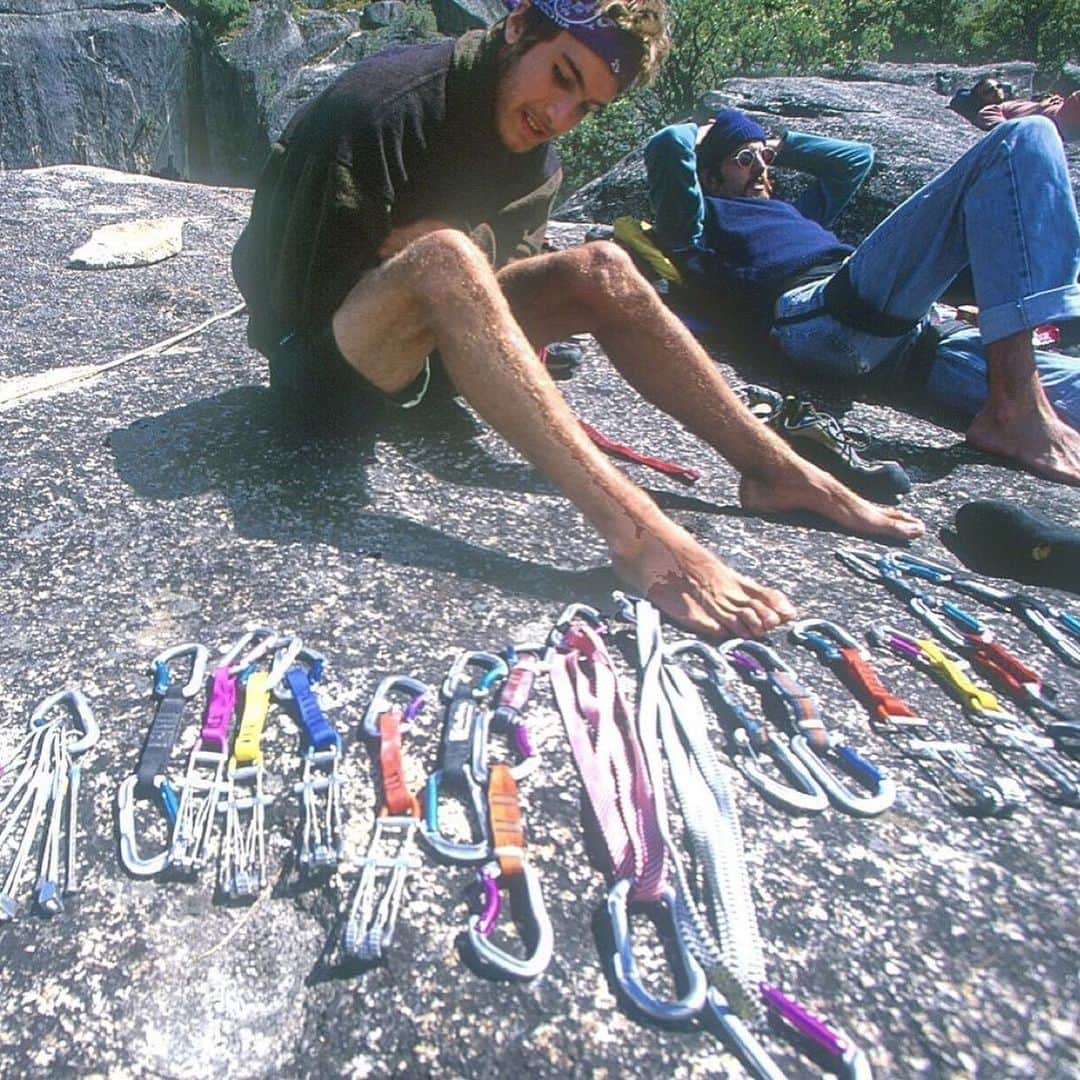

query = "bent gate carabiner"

[
  {"left": 723, "top": 639, "right": 896, "bottom": 818},
  {"left": 421, "top": 651, "right": 506, "bottom": 865}
]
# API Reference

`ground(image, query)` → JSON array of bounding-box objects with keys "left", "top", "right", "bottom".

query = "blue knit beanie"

[{"left": 697, "top": 108, "right": 768, "bottom": 174}]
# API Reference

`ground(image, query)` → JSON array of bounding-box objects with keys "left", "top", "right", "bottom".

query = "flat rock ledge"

[{"left": 0, "top": 165, "right": 1077, "bottom": 1079}]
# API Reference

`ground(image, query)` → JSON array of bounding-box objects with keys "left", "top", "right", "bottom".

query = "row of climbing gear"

[
  {"left": 117, "top": 632, "right": 344, "bottom": 895},
  {"left": 551, "top": 599, "right": 872, "bottom": 1080},
  {"left": 835, "top": 547, "right": 1080, "bottom": 808},
  {"left": 0, "top": 690, "right": 98, "bottom": 920},
  {"left": 343, "top": 644, "right": 552, "bottom": 980}
]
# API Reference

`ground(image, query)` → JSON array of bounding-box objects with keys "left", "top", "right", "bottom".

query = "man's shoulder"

[{"left": 323, "top": 38, "right": 457, "bottom": 126}]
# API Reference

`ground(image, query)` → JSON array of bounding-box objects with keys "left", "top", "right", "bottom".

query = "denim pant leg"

[
  {"left": 925, "top": 327, "right": 1080, "bottom": 429},
  {"left": 844, "top": 116, "right": 1080, "bottom": 342}
]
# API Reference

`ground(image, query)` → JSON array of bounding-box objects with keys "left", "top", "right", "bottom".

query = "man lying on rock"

[
  {"left": 644, "top": 108, "right": 1080, "bottom": 486},
  {"left": 950, "top": 77, "right": 1080, "bottom": 142},
  {"left": 230, "top": 0, "right": 922, "bottom": 640}
]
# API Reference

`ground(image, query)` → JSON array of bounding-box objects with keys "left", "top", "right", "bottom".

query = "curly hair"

[{"left": 506, "top": 0, "right": 670, "bottom": 92}]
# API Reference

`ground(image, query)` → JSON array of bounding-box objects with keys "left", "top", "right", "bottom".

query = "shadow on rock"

[{"left": 107, "top": 385, "right": 622, "bottom": 605}]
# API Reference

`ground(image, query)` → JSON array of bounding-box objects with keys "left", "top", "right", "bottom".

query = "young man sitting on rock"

[
  {"left": 231, "top": 0, "right": 922, "bottom": 640},
  {"left": 644, "top": 108, "right": 1080, "bottom": 486}
]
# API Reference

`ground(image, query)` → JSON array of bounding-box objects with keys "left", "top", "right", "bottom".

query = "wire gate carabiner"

[
  {"left": 343, "top": 676, "right": 430, "bottom": 962},
  {"left": 118, "top": 643, "right": 209, "bottom": 877},
  {"left": 169, "top": 629, "right": 270, "bottom": 876},
  {"left": 721, "top": 639, "right": 896, "bottom": 818},
  {"left": 219, "top": 634, "right": 304, "bottom": 898},
  {"left": 273, "top": 645, "right": 344, "bottom": 875},
  {"left": 421, "top": 650, "right": 506, "bottom": 865},
  {"left": 1, "top": 689, "right": 99, "bottom": 920}
]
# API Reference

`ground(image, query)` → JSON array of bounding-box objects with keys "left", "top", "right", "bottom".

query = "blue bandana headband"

[{"left": 520, "top": 0, "right": 644, "bottom": 92}]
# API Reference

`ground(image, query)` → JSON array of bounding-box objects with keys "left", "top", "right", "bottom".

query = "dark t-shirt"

[{"left": 232, "top": 29, "right": 561, "bottom": 355}]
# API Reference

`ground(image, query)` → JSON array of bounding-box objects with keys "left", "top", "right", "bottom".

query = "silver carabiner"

[
  {"left": 151, "top": 643, "right": 210, "bottom": 698},
  {"left": 30, "top": 689, "right": 99, "bottom": 755},
  {"left": 362, "top": 675, "right": 430, "bottom": 738},
  {"left": 467, "top": 861, "right": 554, "bottom": 980},
  {"left": 117, "top": 774, "right": 172, "bottom": 877},
  {"left": 607, "top": 878, "right": 708, "bottom": 1023}
]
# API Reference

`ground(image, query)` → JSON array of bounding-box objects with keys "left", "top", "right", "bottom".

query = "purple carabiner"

[{"left": 475, "top": 868, "right": 502, "bottom": 936}]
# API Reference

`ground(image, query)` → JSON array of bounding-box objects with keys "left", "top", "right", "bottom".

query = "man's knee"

[
  {"left": 559, "top": 240, "right": 643, "bottom": 299},
  {"left": 995, "top": 114, "right": 1061, "bottom": 155},
  {"left": 398, "top": 228, "right": 497, "bottom": 302}
]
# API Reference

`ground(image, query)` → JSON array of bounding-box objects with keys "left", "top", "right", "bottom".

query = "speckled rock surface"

[{"left": 0, "top": 165, "right": 1077, "bottom": 1079}]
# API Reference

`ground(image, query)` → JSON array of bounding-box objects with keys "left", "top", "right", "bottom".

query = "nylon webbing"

[{"left": 550, "top": 620, "right": 665, "bottom": 902}]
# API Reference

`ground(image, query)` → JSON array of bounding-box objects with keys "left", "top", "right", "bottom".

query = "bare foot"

[
  {"left": 611, "top": 522, "right": 797, "bottom": 639},
  {"left": 967, "top": 401, "right": 1080, "bottom": 485},
  {"left": 739, "top": 460, "right": 925, "bottom": 540}
]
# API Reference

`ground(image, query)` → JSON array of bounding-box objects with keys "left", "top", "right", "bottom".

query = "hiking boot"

[{"left": 738, "top": 384, "right": 912, "bottom": 502}]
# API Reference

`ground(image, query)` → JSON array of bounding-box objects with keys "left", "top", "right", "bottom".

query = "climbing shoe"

[{"left": 738, "top": 385, "right": 912, "bottom": 502}]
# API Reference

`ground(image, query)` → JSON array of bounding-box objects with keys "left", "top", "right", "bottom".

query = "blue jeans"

[{"left": 772, "top": 117, "right": 1080, "bottom": 426}]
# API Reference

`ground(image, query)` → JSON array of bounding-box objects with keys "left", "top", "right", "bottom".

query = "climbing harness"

[
  {"left": 273, "top": 645, "right": 344, "bottom": 874},
  {"left": 720, "top": 640, "right": 896, "bottom": 818},
  {"left": 887, "top": 551, "right": 1080, "bottom": 668},
  {"left": 0, "top": 690, "right": 98, "bottom": 919},
  {"left": 868, "top": 626, "right": 1079, "bottom": 808},
  {"left": 344, "top": 676, "right": 429, "bottom": 962},
  {"left": 549, "top": 602, "right": 705, "bottom": 1023},
  {"left": 466, "top": 762, "right": 554, "bottom": 979},
  {"left": 421, "top": 651, "right": 506, "bottom": 865},
  {"left": 118, "top": 643, "right": 209, "bottom": 877},
  {"left": 669, "top": 639, "right": 827, "bottom": 814},
  {"left": 790, "top": 619, "right": 926, "bottom": 729},
  {"left": 837, "top": 548, "right": 1079, "bottom": 742},
  {"left": 219, "top": 634, "right": 303, "bottom": 898},
  {"left": 169, "top": 630, "right": 270, "bottom": 876}
]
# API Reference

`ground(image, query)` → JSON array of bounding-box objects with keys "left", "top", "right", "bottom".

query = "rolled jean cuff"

[{"left": 978, "top": 283, "right": 1080, "bottom": 345}]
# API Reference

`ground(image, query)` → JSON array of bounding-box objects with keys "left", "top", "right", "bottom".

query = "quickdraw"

[
  {"left": 169, "top": 629, "right": 270, "bottom": 876},
  {"left": 421, "top": 650, "right": 506, "bottom": 865},
  {"left": 342, "top": 676, "right": 429, "bottom": 962},
  {"left": 489, "top": 644, "right": 547, "bottom": 781},
  {"left": 668, "top": 639, "right": 827, "bottom": 814},
  {"left": 888, "top": 551, "right": 1080, "bottom": 668},
  {"left": 219, "top": 634, "right": 303, "bottom": 898},
  {"left": 549, "top": 602, "right": 706, "bottom": 1023},
  {"left": 721, "top": 640, "right": 896, "bottom": 818},
  {"left": 837, "top": 548, "right": 1079, "bottom": 744},
  {"left": 273, "top": 646, "right": 344, "bottom": 874},
  {"left": 868, "top": 626, "right": 1079, "bottom": 808},
  {"left": 0, "top": 690, "right": 98, "bottom": 919},
  {"left": 789, "top": 619, "right": 926, "bottom": 729},
  {"left": 467, "top": 762, "right": 553, "bottom": 979},
  {"left": 118, "top": 643, "right": 209, "bottom": 877}
]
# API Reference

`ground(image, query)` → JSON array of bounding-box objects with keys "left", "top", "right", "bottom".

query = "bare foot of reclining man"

[{"left": 965, "top": 331, "right": 1080, "bottom": 485}]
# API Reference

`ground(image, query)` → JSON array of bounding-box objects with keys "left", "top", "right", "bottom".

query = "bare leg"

[
  {"left": 331, "top": 230, "right": 794, "bottom": 637},
  {"left": 498, "top": 243, "right": 925, "bottom": 537},
  {"left": 965, "top": 330, "right": 1080, "bottom": 484}
]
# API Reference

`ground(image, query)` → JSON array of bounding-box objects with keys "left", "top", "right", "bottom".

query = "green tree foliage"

[
  {"left": 556, "top": 0, "right": 1077, "bottom": 193},
  {"left": 187, "top": 0, "right": 250, "bottom": 37}
]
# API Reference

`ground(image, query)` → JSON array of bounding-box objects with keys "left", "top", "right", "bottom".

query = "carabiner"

[
  {"left": 790, "top": 619, "right": 925, "bottom": 728},
  {"left": 30, "top": 689, "right": 100, "bottom": 754},
  {"left": 490, "top": 643, "right": 548, "bottom": 780},
  {"left": 421, "top": 651, "right": 506, "bottom": 864},
  {"left": 761, "top": 984, "right": 873, "bottom": 1080},
  {"left": 548, "top": 603, "right": 607, "bottom": 651},
  {"left": 467, "top": 860, "right": 554, "bottom": 979},
  {"left": 668, "top": 639, "right": 827, "bottom": 814},
  {"left": 905, "top": 739, "right": 1026, "bottom": 817},
  {"left": 363, "top": 675, "right": 429, "bottom": 818},
  {"left": 722, "top": 640, "right": 896, "bottom": 818},
  {"left": 607, "top": 878, "right": 708, "bottom": 1023},
  {"left": 362, "top": 675, "right": 430, "bottom": 739},
  {"left": 118, "top": 644, "right": 209, "bottom": 877}
]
